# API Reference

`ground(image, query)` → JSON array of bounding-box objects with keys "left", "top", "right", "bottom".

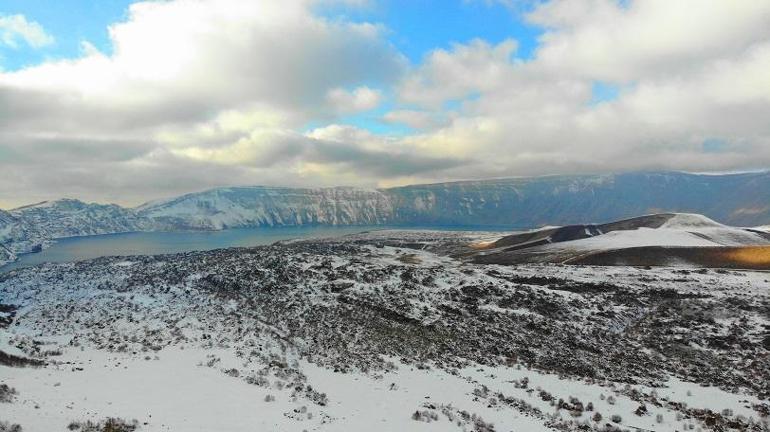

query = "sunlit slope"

[{"left": 470, "top": 213, "right": 770, "bottom": 269}]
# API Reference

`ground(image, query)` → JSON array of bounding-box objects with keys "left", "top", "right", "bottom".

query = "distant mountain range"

[{"left": 2, "top": 171, "right": 770, "bottom": 265}]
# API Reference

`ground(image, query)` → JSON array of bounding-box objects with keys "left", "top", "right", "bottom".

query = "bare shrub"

[
  {"left": 0, "top": 421, "right": 23, "bottom": 432},
  {"left": 66, "top": 418, "right": 138, "bottom": 432},
  {"left": 411, "top": 410, "right": 439, "bottom": 422},
  {"left": 0, "top": 384, "right": 17, "bottom": 403}
]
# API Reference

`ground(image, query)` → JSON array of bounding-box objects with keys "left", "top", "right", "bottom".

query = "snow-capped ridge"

[
  {"left": 9, "top": 198, "right": 103, "bottom": 211},
  {"left": 137, "top": 185, "right": 395, "bottom": 230},
  {"left": 489, "top": 212, "right": 767, "bottom": 252},
  {"left": 660, "top": 213, "right": 724, "bottom": 229},
  {"left": 473, "top": 212, "right": 770, "bottom": 268}
]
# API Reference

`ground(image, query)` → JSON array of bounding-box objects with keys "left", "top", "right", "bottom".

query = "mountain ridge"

[
  {"left": 3, "top": 170, "right": 770, "bottom": 266},
  {"left": 136, "top": 170, "right": 770, "bottom": 228}
]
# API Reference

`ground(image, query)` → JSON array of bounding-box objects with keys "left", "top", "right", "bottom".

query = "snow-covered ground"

[
  {"left": 2, "top": 232, "right": 769, "bottom": 431},
  {"left": 9, "top": 344, "right": 765, "bottom": 432}
]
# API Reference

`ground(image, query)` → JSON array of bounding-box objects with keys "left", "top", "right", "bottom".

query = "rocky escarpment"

[
  {"left": 385, "top": 171, "right": 770, "bottom": 227},
  {"left": 138, "top": 171, "right": 770, "bottom": 230}
]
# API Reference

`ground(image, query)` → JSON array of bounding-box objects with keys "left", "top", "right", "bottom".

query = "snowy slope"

[
  {"left": 471, "top": 213, "right": 770, "bottom": 268},
  {"left": 482, "top": 213, "right": 770, "bottom": 252},
  {"left": 549, "top": 213, "right": 770, "bottom": 251},
  {"left": 0, "top": 210, "right": 16, "bottom": 259},
  {"left": 10, "top": 199, "right": 151, "bottom": 238},
  {"left": 0, "top": 199, "right": 155, "bottom": 264},
  {"left": 0, "top": 209, "right": 29, "bottom": 266},
  {"left": 2, "top": 234, "right": 769, "bottom": 431}
]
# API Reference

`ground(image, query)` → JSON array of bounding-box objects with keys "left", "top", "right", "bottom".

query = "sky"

[{"left": 0, "top": 0, "right": 769, "bottom": 208}]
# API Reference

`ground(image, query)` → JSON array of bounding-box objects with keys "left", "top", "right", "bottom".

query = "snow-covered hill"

[
  {"left": 555, "top": 213, "right": 769, "bottom": 250},
  {"left": 0, "top": 199, "right": 153, "bottom": 266},
  {"left": 2, "top": 232, "right": 769, "bottom": 431},
  {"left": 472, "top": 213, "right": 770, "bottom": 268},
  {"left": 11, "top": 199, "right": 150, "bottom": 238},
  {"left": 0, "top": 210, "right": 17, "bottom": 265},
  {"left": 0, "top": 209, "right": 36, "bottom": 266}
]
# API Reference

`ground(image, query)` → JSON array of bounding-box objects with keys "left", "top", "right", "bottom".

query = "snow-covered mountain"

[
  {"left": 10, "top": 198, "right": 150, "bottom": 238},
  {"left": 137, "top": 171, "right": 770, "bottom": 230},
  {"left": 4, "top": 170, "right": 770, "bottom": 266},
  {"left": 385, "top": 171, "right": 770, "bottom": 227},
  {"left": 137, "top": 186, "right": 395, "bottom": 230},
  {"left": 0, "top": 209, "right": 37, "bottom": 263},
  {"left": 0, "top": 210, "right": 18, "bottom": 265},
  {"left": 0, "top": 199, "right": 151, "bottom": 266}
]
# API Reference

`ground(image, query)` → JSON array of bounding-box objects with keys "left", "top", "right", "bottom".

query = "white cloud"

[
  {"left": 326, "top": 86, "right": 382, "bottom": 113},
  {"left": 393, "top": 0, "right": 770, "bottom": 180},
  {"left": 528, "top": 0, "right": 770, "bottom": 82},
  {"left": 2, "top": 0, "right": 770, "bottom": 207},
  {"left": 0, "top": 14, "right": 53, "bottom": 49},
  {"left": 0, "top": 0, "right": 426, "bottom": 206},
  {"left": 399, "top": 39, "right": 518, "bottom": 108},
  {"left": 0, "top": 0, "right": 404, "bottom": 129}
]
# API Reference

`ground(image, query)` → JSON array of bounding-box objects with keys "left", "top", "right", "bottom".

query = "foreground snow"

[
  {"left": 2, "top": 232, "right": 769, "bottom": 431},
  {"left": 7, "top": 344, "right": 765, "bottom": 432}
]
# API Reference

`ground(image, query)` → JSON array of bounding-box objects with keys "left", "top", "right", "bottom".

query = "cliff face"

[
  {"left": 137, "top": 186, "right": 396, "bottom": 230},
  {"left": 386, "top": 171, "right": 770, "bottom": 227},
  {"left": 136, "top": 172, "right": 770, "bottom": 230}
]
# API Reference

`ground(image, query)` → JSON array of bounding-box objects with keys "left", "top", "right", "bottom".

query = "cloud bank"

[{"left": 1, "top": 0, "right": 769, "bottom": 207}]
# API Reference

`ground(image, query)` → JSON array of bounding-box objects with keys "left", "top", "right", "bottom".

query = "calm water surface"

[
  {"left": 0, "top": 226, "right": 377, "bottom": 272},
  {"left": 1, "top": 225, "right": 506, "bottom": 272}
]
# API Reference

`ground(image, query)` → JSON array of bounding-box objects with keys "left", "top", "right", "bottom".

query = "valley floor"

[{"left": 1, "top": 231, "right": 769, "bottom": 431}]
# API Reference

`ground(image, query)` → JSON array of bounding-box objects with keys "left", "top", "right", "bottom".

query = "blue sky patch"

[
  {"left": 0, "top": 1, "right": 543, "bottom": 71},
  {"left": 589, "top": 81, "right": 621, "bottom": 105},
  {"left": 0, "top": 0, "right": 134, "bottom": 70},
  {"left": 702, "top": 138, "right": 729, "bottom": 153}
]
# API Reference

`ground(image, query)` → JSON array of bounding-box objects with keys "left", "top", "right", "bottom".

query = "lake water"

[
  {"left": 0, "top": 226, "right": 378, "bottom": 272},
  {"left": 0, "top": 225, "right": 503, "bottom": 272}
]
